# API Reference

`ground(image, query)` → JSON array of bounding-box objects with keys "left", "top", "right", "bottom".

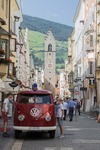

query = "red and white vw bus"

[{"left": 13, "top": 89, "right": 56, "bottom": 138}]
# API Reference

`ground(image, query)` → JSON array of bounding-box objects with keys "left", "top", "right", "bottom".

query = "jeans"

[{"left": 69, "top": 107, "right": 74, "bottom": 121}]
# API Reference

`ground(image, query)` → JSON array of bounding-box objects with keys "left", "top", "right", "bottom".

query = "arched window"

[{"left": 48, "top": 44, "right": 52, "bottom": 51}]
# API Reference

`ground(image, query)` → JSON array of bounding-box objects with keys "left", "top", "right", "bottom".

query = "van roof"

[{"left": 18, "top": 89, "right": 52, "bottom": 95}]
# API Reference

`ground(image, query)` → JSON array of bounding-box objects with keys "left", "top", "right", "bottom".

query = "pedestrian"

[
  {"left": 63, "top": 99, "right": 68, "bottom": 120},
  {"left": 56, "top": 98, "right": 64, "bottom": 138},
  {"left": 2, "top": 93, "right": 13, "bottom": 137},
  {"left": 75, "top": 98, "right": 81, "bottom": 115},
  {"left": 67, "top": 97, "right": 76, "bottom": 121}
]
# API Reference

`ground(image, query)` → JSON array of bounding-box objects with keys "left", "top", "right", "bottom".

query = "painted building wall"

[{"left": 73, "top": 0, "right": 85, "bottom": 100}]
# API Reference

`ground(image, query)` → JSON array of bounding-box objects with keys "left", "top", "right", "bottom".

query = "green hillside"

[
  {"left": 21, "top": 14, "right": 73, "bottom": 41},
  {"left": 22, "top": 29, "right": 68, "bottom": 70}
]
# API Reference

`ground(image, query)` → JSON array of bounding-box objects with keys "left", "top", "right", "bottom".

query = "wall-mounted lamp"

[{"left": 14, "top": 16, "right": 20, "bottom": 22}]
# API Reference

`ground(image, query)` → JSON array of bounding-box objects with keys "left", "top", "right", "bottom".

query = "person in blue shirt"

[{"left": 67, "top": 98, "right": 76, "bottom": 121}]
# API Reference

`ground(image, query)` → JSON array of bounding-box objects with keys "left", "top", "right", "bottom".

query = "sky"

[{"left": 21, "top": 0, "right": 79, "bottom": 27}]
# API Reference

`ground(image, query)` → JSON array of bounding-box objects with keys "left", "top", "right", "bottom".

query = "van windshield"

[{"left": 19, "top": 94, "right": 51, "bottom": 104}]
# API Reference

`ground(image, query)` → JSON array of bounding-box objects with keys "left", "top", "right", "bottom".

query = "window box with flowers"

[{"left": 4, "top": 58, "right": 12, "bottom": 64}]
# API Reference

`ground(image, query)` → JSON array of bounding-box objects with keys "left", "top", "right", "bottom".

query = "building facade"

[
  {"left": 44, "top": 30, "right": 56, "bottom": 97},
  {"left": 73, "top": 0, "right": 85, "bottom": 101},
  {"left": 83, "top": 0, "right": 96, "bottom": 111},
  {"left": 67, "top": 30, "right": 75, "bottom": 98},
  {"left": 72, "top": 0, "right": 98, "bottom": 112},
  {"left": 96, "top": 0, "right": 100, "bottom": 107}
]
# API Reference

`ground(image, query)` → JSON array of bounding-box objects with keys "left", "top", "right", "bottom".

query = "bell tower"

[{"left": 44, "top": 30, "right": 56, "bottom": 97}]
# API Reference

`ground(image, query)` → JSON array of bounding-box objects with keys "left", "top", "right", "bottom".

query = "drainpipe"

[
  {"left": 9, "top": 0, "right": 11, "bottom": 57},
  {"left": 7, "top": 0, "right": 11, "bottom": 76}
]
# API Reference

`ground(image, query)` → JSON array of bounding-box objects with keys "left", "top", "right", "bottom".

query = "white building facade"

[{"left": 73, "top": 0, "right": 85, "bottom": 101}]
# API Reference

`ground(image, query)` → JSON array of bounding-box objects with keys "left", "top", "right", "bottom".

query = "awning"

[
  {"left": 0, "top": 18, "right": 6, "bottom": 25},
  {"left": 0, "top": 27, "right": 9, "bottom": 35}
]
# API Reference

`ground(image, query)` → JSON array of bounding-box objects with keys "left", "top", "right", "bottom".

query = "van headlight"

[
  {"left": 45, "top": 114, "right": 51, "bottom": 121},
  {"left": 18, "top": 115, "right": 25, "bottom": 121}
]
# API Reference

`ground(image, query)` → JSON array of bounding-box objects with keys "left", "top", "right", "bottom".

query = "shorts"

[
  {"left": 57, "top": 117, "right": 63, "bottom": 126},
  {"left": 2, "top": 111, "right": 8, "bottom": 123}
]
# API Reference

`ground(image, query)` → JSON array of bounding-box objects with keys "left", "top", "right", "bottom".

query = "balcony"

[
  {"left": 85, "top": 73, "right": 94, "bottom": 78},
  {"left": 85, "top": 44, "right": 94, "bottom": 52}
]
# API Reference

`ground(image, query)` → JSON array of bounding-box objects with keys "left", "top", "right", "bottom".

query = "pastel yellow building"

[{"left": 0, "top": 0, "right": 19, "bottom": 78}]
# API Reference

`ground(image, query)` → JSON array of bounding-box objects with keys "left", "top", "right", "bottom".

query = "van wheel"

[
  {"left": 15, "top": 130, "right": 22, "bottom": 138},
  {"left": 49, "top": 130, "right": 55, "bottom": 138}
]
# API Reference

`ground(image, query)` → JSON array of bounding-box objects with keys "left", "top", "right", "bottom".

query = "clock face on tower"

[{"left": 48, "top": 63, "right": 53, "bottom": 69}]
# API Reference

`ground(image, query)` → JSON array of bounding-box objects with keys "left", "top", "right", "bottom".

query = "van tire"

[
  {"left": 49, "top": 130, "right": 55, "bottom": 138},
  {"left": 15, "top": 130, "right": 22, "bottom": 138}
]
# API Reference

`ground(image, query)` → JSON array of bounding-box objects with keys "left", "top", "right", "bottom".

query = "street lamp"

[
  {"left": 14, "top": 16, "right": 20, "bottom": 33},
  {"left": 14, "top": 16, "right": 20, "bottom": 22}
]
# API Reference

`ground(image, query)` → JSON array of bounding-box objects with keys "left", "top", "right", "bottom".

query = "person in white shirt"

[
  {"left": 2, "top": 93, "right": 13, "bottom": 137},
  {"left": 63, "top": 100, "right": 68, "bottom": 120},
  {"left": 56, "top": 98, "right": 64, "bottom": 139}
]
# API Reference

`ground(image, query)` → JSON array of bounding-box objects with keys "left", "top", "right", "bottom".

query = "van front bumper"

[{"left": 13, "top": 126, "right": 56, "bottom": 131}]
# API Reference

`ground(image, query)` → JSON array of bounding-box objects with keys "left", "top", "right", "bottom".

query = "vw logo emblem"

[{"left": 30, "top": 108, "right": 40, "bottom": 117}]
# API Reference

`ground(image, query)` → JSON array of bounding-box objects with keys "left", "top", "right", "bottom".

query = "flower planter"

[
  {"left": 0, "top": 64, "right": 8, "bottom": 74},
  {"left": 4, "top": 58, "right": 12, "bottom": 64}
]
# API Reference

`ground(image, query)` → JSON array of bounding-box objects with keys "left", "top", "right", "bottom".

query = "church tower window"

[{"left": 48, "top": 44, "right": 52, "bottom": 51}]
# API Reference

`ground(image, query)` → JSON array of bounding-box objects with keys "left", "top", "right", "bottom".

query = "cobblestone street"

[{"left": 0, "top": 113, "right": 100, "bottom": 150}]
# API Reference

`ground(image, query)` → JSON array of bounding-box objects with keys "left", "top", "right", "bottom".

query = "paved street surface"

[{"left": 0, "top": 113, "right": 100, "bottom": 150}]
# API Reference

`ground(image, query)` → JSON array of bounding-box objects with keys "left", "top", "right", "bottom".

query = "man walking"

[
  {"left": 2, "top": 93, "right": 13, "bottom": 137},
  {"left": 67, "top": 98, "right": 76, "bottom": 121},
  {"left": 56, "top": 98, "right": 64, "bottom": 138}
]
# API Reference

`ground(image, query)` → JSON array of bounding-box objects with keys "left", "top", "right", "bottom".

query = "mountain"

[
  {"left": 21, "top": 14, "right": 73, "bottom": 41},
  {"left": 21, "top": 15, "right": 73, "bottom": 71}
]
